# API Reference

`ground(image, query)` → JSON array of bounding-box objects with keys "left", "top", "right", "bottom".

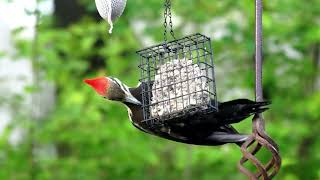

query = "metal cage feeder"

[{"left": 138, "top": 33, "right": 218, "bottom": 127}]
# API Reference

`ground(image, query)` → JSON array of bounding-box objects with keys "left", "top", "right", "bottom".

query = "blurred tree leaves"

[{"left": 0, "top": 0, "right": 319, "bottom": 179}]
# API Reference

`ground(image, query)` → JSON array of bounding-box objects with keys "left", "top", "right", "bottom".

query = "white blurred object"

[
  {"left": 0, "top": 1, "right": 55, "bottom": 145},
  {"left": 95, "top": 0, "right": 127, "bottom": 34}
]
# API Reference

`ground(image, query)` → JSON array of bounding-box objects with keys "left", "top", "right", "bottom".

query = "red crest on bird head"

[{"left": 84, "top": 77, "right": 109, "bottom": 96}]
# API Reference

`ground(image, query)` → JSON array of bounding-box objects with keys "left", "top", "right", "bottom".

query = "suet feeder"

[{"left": 137, "top": 0, "right": 218, "bottom": 127}]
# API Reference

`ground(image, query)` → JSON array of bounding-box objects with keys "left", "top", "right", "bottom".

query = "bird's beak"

[{"left": 125, "top": 95, "right": 142, "bottom": 105}]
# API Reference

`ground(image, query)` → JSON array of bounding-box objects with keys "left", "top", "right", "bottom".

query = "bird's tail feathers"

[
  {"left": 218, "top": 99, "right": 271, "bottom": 125},
  {"left": 246, "top": 101, "right": 271, "bottom": 115}
]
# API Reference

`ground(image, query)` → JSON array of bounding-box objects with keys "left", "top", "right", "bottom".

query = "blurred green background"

[{"left": 0, "top": 0, "right": 319, "bottom": 179}]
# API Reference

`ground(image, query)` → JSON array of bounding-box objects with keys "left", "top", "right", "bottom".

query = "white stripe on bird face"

[
  {"left": 127, "top": 107, "right": 133, "bottom": 122},
  {"left": 108, "top": 77, "right": 130, "bottom": 94},
  {"left": 126, "top": 106, "right": 148, "bottom": 133},
  {"left": 135, "top": 82, "right": 141, "bottom": 88},
  {"left": 108, "top": 77, "right": 141, "bottom": 105}
]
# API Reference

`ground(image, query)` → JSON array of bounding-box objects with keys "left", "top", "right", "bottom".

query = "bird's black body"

[{"left": 124, "top": 83, "right": 270, "bottom": 146}]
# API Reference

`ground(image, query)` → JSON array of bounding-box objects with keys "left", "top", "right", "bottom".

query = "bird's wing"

[
  {"left": 160, "top": 124, "right": 248, "bottom": 146},
  {"left": 131, "top": 122, "right": 151, "bottom": 134},
  {"left": 205, "top": 131, "right": 249, "bottom": 144},
  {"left": 219, "top": 124, "right": 239, "bottom": 134},
  {"left": 200, "top": 124, "right": 247, "bottom": 145}
]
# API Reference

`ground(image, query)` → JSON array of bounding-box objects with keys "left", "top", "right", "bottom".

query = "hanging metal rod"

[
  {"left": 255, "top": 0, "right": 263, "bottom": 102},
  {"left": 238, "top": 1, "right": 281, "bottom": 179}
]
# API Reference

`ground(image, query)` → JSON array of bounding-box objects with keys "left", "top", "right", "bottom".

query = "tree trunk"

[{"left": 54, "top": 0, "right": 86, "bottom": 27}]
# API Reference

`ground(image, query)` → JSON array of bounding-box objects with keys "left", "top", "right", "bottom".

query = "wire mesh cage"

[{"left": 138, "top": 33, "right": 218, "bottom": 126}]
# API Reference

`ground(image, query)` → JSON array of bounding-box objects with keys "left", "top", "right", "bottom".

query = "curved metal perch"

[{"left": 238, "top": 0, "right": 281, "bottom": 179}]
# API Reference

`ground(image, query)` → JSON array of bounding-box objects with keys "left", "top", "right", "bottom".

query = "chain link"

[{"left": 164, "top": 0, "right": 175, "bottom": 43}]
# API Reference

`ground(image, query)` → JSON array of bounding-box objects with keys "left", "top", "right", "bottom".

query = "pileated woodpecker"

[{"left": 84, "top": 77, "right": 269, "bottom": 146}]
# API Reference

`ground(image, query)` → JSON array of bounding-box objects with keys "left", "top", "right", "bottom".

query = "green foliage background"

[{"left": 1, "top": 0, "right": 320, "bottom": 179}]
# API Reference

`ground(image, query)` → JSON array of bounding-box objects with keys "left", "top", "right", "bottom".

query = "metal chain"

[{"left": 163, "top": 0, "right": 175, "bottom": 43}]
